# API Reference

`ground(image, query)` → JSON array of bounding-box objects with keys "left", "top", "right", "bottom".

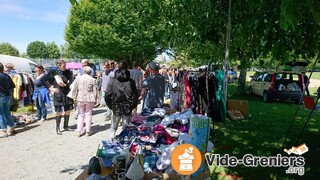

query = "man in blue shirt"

[{"left": 141, "top": 61, "right": 165, "bottom": 110}]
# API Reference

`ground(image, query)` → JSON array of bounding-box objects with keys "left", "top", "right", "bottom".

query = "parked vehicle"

[
  {"left": 249, "top": 71, "right": 305, "bottom": 103},
  {"left": 65, "top": 62, "right": 101, "bottom": 77},
  {"left": 228, "top": 69, "right": 238, "bottom": 83},
  {"left": 0, "top": 54, "right": 37, "bottom": 75}
]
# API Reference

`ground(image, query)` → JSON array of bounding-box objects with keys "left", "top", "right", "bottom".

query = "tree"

[
  {"left": 280, "top": 0, "right": 320, "bottom": 31},
  {"left": 26, "top": 41, "right": 47, "bottom": 59},
  {"left": 65, "top": 0, "right": 161, "bottom": 65},
  {"left": 229, "top": 0, "right": 320, "bottom": 94},
  {"left": 66, "top": 0, "right": 320, "bottom": 95},
  {"left": 0, "top": 42, "right": 19, "bottom": 56},
  {"left": 60, "top": 42, "right": 74, "bottom": 59},
  {"left": 144, "top": 0, "right": 320, "bottom": 94},
  {"left": 47, "top": 42, "right": 60, "bottom": 59}
]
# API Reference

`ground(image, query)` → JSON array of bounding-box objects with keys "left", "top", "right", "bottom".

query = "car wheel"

[
  {"left": 263, "top": 91, "right": 273, "bottom": 103},
  {"left": 249, "top": 86, "right": 253, "bottom": 95}
]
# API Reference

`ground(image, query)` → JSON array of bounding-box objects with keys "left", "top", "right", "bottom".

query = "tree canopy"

[
  {"left": 66, "top": 0, "right": 320, "bottom": 94},
  {"left": 26, "top": 41, "right": 48, "bottom": 59},
  {"left": 65, "top": 0, "right": 163, "bottom": 65},
  {"left": 0, "top": 42, "right": 19, "bottom": 56},
  {"left": 47, "top": 42, "right": 61, "bottom": 59}
]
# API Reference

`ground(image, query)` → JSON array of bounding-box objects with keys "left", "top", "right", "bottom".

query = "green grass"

[
  {"left": 306, "top": 72, "right": 320, "bottom": 80},
  {"left": 209, "top": 84, "right": 320, "bottom": 179}
]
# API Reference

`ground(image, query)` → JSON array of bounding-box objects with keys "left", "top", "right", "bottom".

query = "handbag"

[{"left": 67, "top": 77, "right": 79, "bottom": 100}]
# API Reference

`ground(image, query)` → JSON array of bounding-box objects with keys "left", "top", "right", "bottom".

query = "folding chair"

[{"left": 303, "top": 96, "right": 320, "bottom": 111}]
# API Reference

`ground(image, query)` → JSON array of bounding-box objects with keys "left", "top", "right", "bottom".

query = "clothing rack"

[{"left": 175, "top": 69, "right": 216, "bottom": 115}]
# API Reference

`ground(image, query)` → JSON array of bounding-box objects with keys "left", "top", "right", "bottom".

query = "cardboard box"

[
  {"left": 227, "top": 110, "right": 245, "bottom": 120},
  {"left": 226, "top": 100, "right": 249, "bottom": 117}
]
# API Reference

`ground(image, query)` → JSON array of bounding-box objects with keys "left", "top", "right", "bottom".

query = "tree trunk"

[{"left": 237, "top": 68, "right": 247, "bottom": 95}]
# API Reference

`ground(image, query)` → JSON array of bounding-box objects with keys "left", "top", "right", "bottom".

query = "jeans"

[
  {"left": 0, "top": 95, "right": 14, "bottom": 129},
  {"left": 77, "top": 101, "right": 95, "bottom": 133},
  {"left": 35, "top": 93, "right": 47, "bottom": 120},
  {"left": 110, "top": 115, "right": 130, "bottom": 132},
  {"left": 101, "top": 91, "right": 106, "bottom": 106},
  {"left": 165, "top": 83, "right": 170, "bottom": 98}
]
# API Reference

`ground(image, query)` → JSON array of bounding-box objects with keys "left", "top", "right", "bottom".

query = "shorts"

[{"left": 54, "top": 104, "right": 74, "bottom": 112}]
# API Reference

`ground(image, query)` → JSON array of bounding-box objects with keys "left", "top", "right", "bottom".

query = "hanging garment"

[
  {"left": 213, "top": 70, "right": 226, "bottom": 121},
  {"left": 184, "top": 74, "right": 191, "bottom": 108}
]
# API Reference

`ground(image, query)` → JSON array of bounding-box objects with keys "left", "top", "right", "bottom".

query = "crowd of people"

[{"left": 0, "top": 58, "right": 181, "bottom": 138}]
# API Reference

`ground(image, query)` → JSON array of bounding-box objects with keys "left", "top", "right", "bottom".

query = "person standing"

[
  {"left": 73, "top": 66, "right": 97, "bottom": 137},
  {"left": 141, "top": 61, "right": 165, "bottom": 110},
  {"left": 36, "top": 59, "right": 74, "bottom": 135},
  {"left": 168, "top": 70, "right": 175, "bottom": 91},
  {"left": 32, "top": 65, "right": 50, "bottom": 122},
  {"left": 95, "top": 71, "right": 102, "bottom": 107},
  {"left": 302, "top": 71, "right": 310, "bottom": 96},
  {"left": 130, "top": 61, "right": 142, "bottom": 115},
  {"left": 163, "top": 69, "right": 170, "bottom": 99},
  {"left": 75, "top": 59, "right": 94, "bottom": 120},
  {"left": 0, "top": 63, "right": 16, "bottom": 138},
  {"left": 105, "top": 60, "right": 138, "bottom": 137},
  {"left": 5, "top": 63, "right": 17, "bottom": 76},
  {"left": 79, "top": 59, "right": 94, "bottom": 76},
  {"left": 139, "top": 66, "right": 150, "bottom": 110},
  {"left": 101, "top": 61, "right": 112, "bottom": 120}
]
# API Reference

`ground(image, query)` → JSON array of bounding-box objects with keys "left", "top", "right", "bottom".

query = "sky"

[{"left": 0, "top": 0, "right": 71, "bottom": 54}]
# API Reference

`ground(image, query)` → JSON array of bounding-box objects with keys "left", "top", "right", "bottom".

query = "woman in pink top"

[{"left": 73, "top": 66, "right": 97, "bottom": 137}]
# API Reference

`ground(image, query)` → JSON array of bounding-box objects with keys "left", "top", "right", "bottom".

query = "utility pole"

[{"left": 224, "top": 0, "right": 232, "bottom": 101}]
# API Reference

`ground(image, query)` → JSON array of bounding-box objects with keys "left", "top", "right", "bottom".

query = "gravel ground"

[
  {"left": 1, "top": 79, "right": 319, "bottom": 180},
  {"left": 0, "top": 106, "right": 118, "bottom": 180}
]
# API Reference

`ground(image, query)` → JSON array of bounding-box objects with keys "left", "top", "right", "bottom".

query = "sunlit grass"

[{"left": 209, "top": 83, "right": 320, "bottom": 179}]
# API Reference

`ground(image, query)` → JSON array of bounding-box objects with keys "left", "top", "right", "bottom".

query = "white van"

[{"left": 0, "top": 54, "right": 37, "bottom": 74}]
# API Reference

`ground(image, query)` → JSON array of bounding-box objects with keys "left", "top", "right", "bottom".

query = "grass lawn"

[
  {"left": 306, "top": 72, "right": 320, "bottom": 80},
  {"left": 209, "top": 84, "right": 320, "bottom": 179}
]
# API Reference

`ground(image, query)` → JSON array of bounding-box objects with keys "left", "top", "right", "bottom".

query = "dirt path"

[{"left": 0, "top": 107, "right": 117, "bottom": 180}]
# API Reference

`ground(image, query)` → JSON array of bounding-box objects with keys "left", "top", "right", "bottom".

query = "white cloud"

[
  {"left": 0, "top": 0, "right": 32, "bottom": 19},
  {"left": 41, "top": 8, "right": 69, "bottom": 23},
  {"left": 0, "top": 0, "right": 69, "bottom": 23}
]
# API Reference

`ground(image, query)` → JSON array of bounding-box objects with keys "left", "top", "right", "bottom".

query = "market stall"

[{"left": 76, "top": 108, "right": 212, "bottom": 180}]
